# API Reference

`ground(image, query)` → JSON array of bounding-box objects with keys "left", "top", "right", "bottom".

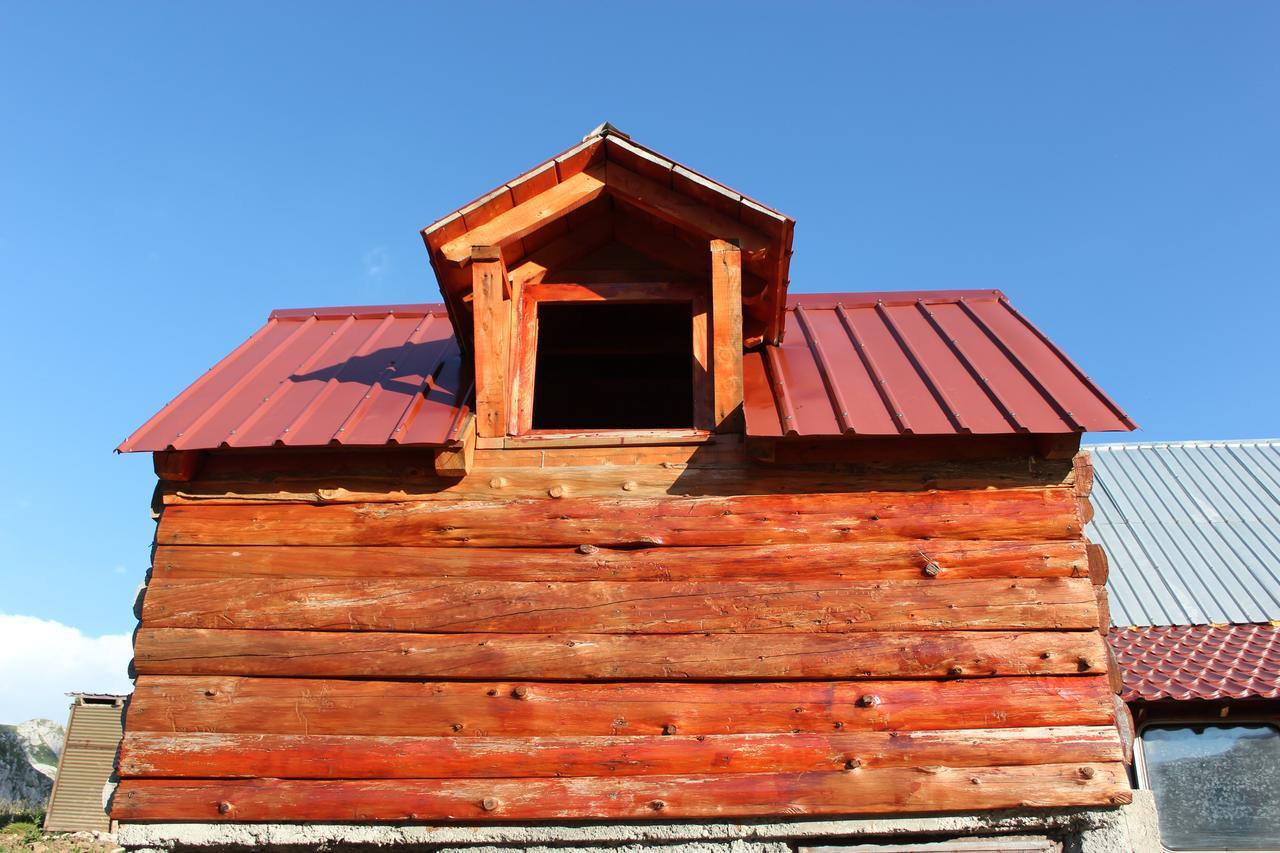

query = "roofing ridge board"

[
  {"left": 1088, "top": 438, "right": 1280, "bottom": 451},
  {"left": 270, "top": 304, "right": 447, "bottom": 321}
]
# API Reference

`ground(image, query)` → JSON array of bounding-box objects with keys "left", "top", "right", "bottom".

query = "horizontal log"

[
  {"left": 160, "top": 459, "right": 1078, "bottom": 505},
  {"left": 132, "top": 629, "right": 1109, "bottom": 680},
  {"left": 152, "top": 540, "right": 1088, "bottom": 582},
  {"left": 126, "top": 675, "right": 1117, "bottom": 736},
  {"left": 112, "top": 762, "right": 1132, "bottom": 821},
  {"left": 141, "top": 577, "right": 1098, "bottom": 633},
  {"left": 156, "top": 489, "right": 1081, "bottom": 547},
  {"left": 117, "top": 725, "right": 1122, "bottom": 779}
]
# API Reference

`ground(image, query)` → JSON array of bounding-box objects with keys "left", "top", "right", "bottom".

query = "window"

[
  {"left": 531, "top": 301, "right": 694, "bottom": 430},
  {"left": 1139, "top": 723, "right": 1280, "bottom": 850}
]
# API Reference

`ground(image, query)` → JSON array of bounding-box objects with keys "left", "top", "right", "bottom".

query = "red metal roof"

[
  {"left": 119, "top": 305, "right": 472, "bottom": 452},
  {"left": 119, "top": 290, "right": 1132, "bottom": 452},
  {"left": 1108, "top": 624, "right": 1280, "bottom": 702},
  {"left": 743, "top": 291, "right": 1135, "bottom": 437}
]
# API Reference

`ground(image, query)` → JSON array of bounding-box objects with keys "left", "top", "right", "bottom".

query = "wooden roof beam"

[
  {"left": 601, "top": 161, "right": 773, "bottom": 261},
  {"left": 440, "top": 167, "right": 607, "bottom": 265},
  {"left": 508, "top": 215, "right": 614, "bottom": 290}
]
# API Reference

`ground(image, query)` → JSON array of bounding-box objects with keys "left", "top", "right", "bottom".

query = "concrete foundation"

[{"left": 118, "top": 792, "right": 1161, "bottom": 853}]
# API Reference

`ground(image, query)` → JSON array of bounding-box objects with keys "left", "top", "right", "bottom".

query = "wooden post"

[
  {"left": 710, "top": 239, "right": 744, "bottom": 433},
  {"left": 471, "top": 246, "right": 509, "bottom": 438}
]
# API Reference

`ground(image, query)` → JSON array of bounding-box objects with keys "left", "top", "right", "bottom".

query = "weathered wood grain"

[
  {"left": 152, "top": 540, "right": 1087, "bottom": 582},
  {"left": 132, "top": 628, "right": 1109, "bottom": 679},
  {"left": 111, "top": 762, "right": 1132, "bottom": 821},
  {"left": 140, "top": 577, "right": 1099, "bottom": 633},
  {"left": 117, "top": 725, "right": 1122, "bottom": 779},
  {"left": 160, "top": 459, "right": 1078, "bottom": 505},
  {"left": 156, "top": 489, "right": 1081, "bottom": 547},
  {"left": 126, "top": 675, "right": 1117, "bottom": 737}
]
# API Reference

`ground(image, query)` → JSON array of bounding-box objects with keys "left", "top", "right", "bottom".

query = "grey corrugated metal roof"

[{"left": 1086, "top": 439, "right": 1280, "bottom": 627}]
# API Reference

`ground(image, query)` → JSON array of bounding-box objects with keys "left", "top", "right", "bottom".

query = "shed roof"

[
  {"left": 119, "top": 290, "right": 1133, "bottom": 453},
  {"left": 1088, "top": 439, "right": 1280, "bottom": 627}
]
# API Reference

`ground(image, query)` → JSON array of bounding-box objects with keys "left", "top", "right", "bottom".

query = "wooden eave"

[{"left": 421, "top": 128, "right": 795, "bottom": 351}]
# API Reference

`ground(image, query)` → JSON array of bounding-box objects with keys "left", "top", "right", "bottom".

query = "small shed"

[
  {"left": 43, "top": 693, "right": 125, "bottom": 833},
  {"left": 112, "top": 126, "right": 1144, "bottom": 848},
  {"left": 1089, "top": 439, "right": 1280, "bottom": 850}
]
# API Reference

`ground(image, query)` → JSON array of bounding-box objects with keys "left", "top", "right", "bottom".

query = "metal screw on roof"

[{"left": 282, "top": 427, "right": 289, "bottom": 432}]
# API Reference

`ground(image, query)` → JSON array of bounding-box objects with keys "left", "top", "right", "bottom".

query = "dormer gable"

[{"left": 420, "top": 124, "right": 796, "bottom": 440}]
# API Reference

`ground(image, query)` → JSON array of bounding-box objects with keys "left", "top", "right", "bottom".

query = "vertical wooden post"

[
  {"left": 710, "top": 238, "right": 744, "bottom": 433},
  {"left": 471, "top": 246, "right": 509, "bottom": 438}
]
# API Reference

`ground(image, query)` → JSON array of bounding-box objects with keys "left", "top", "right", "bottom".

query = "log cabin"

[{"left": 113, "top": 125, "right": 1150, "bottom": 850}]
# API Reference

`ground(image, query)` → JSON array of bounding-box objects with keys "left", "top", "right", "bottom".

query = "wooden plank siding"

[{"left": 116, "top": 448, "right": 1127, "bottom": 824}]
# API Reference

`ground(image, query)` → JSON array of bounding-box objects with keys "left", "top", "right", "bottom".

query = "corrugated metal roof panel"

[
  {"left": 1088, "top": 439, "right": 1280, "bottom": 627},
  {"left": 743, "top": 291, "right": 1135, "bottom": 437},
  {"left": 45, "top": 698, "right": 125, "bottom": 833},
  {"left": 1108, "top": 624, "right": 1280, "bottom": 702},
  {"left": 119, "top": 305, "right": 472, "bottom": 452},
  {"left": 120, "top": 291, "right": 1132, "bottom": 452}
]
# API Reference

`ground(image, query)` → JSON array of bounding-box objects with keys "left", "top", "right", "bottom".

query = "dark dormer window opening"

[{"left": 531, "top": 301, "right": 694, "bottom": 430}]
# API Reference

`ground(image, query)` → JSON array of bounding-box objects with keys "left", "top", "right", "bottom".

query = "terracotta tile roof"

[
  {"left": 120, "top": 290, "right": 1134, "bottom": 453},
  {"left": 1108, "top": 624, "right": 1280, "bottom": 702}
]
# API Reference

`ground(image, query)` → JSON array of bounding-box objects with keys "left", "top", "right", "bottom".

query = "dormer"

[{"left": 420, "top": 124, "right": 795, "bottom": 441}]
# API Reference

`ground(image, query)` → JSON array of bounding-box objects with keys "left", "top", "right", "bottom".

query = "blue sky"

[{"left": 0, "top": 3, "right": 1277, "bottom": 720}]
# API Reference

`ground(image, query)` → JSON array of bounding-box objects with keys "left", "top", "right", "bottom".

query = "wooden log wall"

[{"left": 114, "top": 443, "right": 1129, "bottom": 823}]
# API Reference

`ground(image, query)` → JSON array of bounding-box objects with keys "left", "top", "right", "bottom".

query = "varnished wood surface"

[
  {"left": 118, "top": 726, "right": 1122, "bottom": 779},
  {"left": 141, "top": 576, "right": 1098, "bottom": 633},
  {"left": 113, "top": 762, "right": 1131, "bottom": 821},
  {"left": 126, "top": 675, "right": 1117, "bottom": 737},
  {"left": 132, "top": 628, "right": 1108, "bottom": 679},
  {"left": 156, "top": 488, "right": 1081, "bottom": 547}
]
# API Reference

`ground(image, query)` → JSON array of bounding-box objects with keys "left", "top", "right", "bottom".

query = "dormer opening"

[{"left": 531, "top": 301, "right": 695, "bottom": 431}]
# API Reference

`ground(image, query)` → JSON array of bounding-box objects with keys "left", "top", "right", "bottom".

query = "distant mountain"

[{"left": 0, "top": 719, "right": 65, "bottom": 812}]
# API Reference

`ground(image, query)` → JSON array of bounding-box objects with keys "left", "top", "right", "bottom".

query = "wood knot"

[
  {"left": 662, "top": 723, "right": 678, "bottom": 736},
  {"left": 1041, "top": 651, "right": 1054, "bottom": 659},
  {"left": 1077, "top": 656, "right": 1095, "bottom": 671},
  {"left": 856, "top": 694, "right": 882, "bottom": 708},
  {"left": 488, "top": 477, "right": 507, "bottom": 489},
  {"left": 204, "top": 689, "right": 219, "bottom": 698},
  {"left": 844, "top": 758, "right": 863, "bottom": 771},
  {"left": 648, "top": 799, "right": 666, "bottom": 811},
  {"left": 548, "top": 484, "right": 566, "bottom": 498},
  {"left": 451, "top": 723, "right": 464, "bottom": 732},
  {"left": 1079, "top": 766, "right": 1097, "bottom": 779},
  {"left": 481, "top": 797, "right": 500, "bottom": 811},
  {"left": 512, "top": 685, "right": 529, "bottom": 700},
  {"left": 486, "top": 688, "right": 498, "bottom": 696},
  {"left": 217, "top": 801, "right": 233, "bottom": 815},
  {"left": 621, "top": 480, "right": 638, "bottom": 492},
  {"left": 948, "top": 666, "right": 964, "bottom": 676},
  {"left": 577, "top": 543, "right": 600, "bottom": 555}
]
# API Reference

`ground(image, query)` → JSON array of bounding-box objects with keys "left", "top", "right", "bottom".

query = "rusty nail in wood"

[
  {"left": 548, "top": 484, "right": 565, "bottom": 498},
  {"left": 649, "top": 799, "right": 666, "bottom": 811},
  {"left": 949, "top": 666, "right": 964, "bottom": 676},
  {"left": 662, "top": 723, "right": 678, "bottom": 735},
  {"left": 481, "top": 797, "right": 499, "bottom": 811},
  {"left": 844, "top": 758, "right": 862, "bottom": 770},
  {"left": 512, "top": 685, "right": 529, "bottom": 699},
  {"left": 488, "top": 477, "right": 507, "bottom": 489},
  {"left": 451, "top": 723, "right": 464, "bottom": 732},
  {"left": 621, "top": 480, "right": 637, "bottom": 491},
  {"left": 1041, "top": 651, "right": 1054, "bottom": 659},
  {"left": 1077, "top": 656, "right": 1094, "bottom": 671},
  {"left": 857, "top": 694, "right": 882, "bottom": 708},
  {"left": 577, "top": 543, "right": 599, "bottom": 555},
  {"left": 1079, "top": 766, "right": 1096, "bottom": 779},
  {"left": 922, "top": 561, "right": 941, "bottom": 577},
  {"left": 204, "top": 689, "right": 218, "bottom": 698},
  {"left": 217, "top": 802, "right": 233, "bottom": 815},
  {"left": 833, "top": 721, "right": 844, "bottom": 730},
  {"left": 695, "top": 734, "right": 706, "bottom": 742},
  {"left": 486, "top": 688, "right": 498, "bottom": 696}
]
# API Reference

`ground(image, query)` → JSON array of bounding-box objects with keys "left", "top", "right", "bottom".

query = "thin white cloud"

[
  {"left": 363, "top": 247, "right": 390, "bottom": 281},
  {"left": 0, "top": 615, "right": 132, "bottom": 724}
]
